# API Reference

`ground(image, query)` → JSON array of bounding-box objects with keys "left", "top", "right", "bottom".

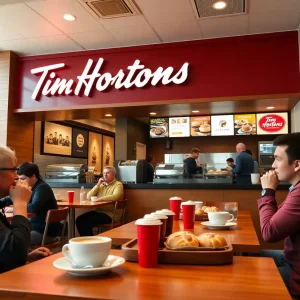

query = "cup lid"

[
  {"left": 143, "top": 214, "right": 156, "bottom": 219},
  {"left": 136, "top": 218, "right": 162, "bottom": 225},
  {"left": 157, "top": 209, "right": 175, "bottom": 216},
  {"left": 151, "top": 212, "right": 168, "bottom": 219},
  {"left": 181, "top": 200, "right": 196, "bottom": 206},
  {"left": 169, "top": 196, "right": 182, "bottom": 201}
]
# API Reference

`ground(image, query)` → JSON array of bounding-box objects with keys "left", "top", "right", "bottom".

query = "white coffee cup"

[
  {"left": 54, "top": 194, "right": 61, "bottom": 200},
  {"left": 91, "top": 196, "right": 98, "bottom": 202},
  {"left": 208, "top": 211, "right": 234, "bottom": 225},
  {"left": 251, "top": 173, "right": 260, "bottom": 184},
  {"left": 193, "top": 201, "right": 203, "bottom": 209},
  {"left": 62, "top": 236, "right": 111, "bottom": 268}
]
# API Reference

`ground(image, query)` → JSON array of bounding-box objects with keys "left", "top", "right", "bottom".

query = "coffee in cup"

[
  {"left": 208, "top": 211, "right": 234, "bottom": 225},
  {"left": 62, "top": 236, "right": 111, "bottom": 268}
]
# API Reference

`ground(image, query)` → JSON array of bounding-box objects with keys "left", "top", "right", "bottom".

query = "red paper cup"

[
  {"left": 136, "top": 218, "right": 162, "bottom": 268},
  {"left": 169, "top": 196, "right": 182, "bottom": 220},
  {"left": 67, "top": 191, "right": 74, "bottom": 203},
  {"left": 150, "top": 213, "right": 168, "bottom": 248},
  {"left": 156, "top": 209, "right": 175, "bottom": 237},
  {"left": 182, "top": 202, "right": 196, "bottom": 229}
]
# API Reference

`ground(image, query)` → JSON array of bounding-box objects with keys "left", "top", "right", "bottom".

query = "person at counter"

[
  {"left": 245, "top": 149, "right": 259, "bottom": 173},
  {"left": 227, "top": 143, "right": 254, "bottom": 185},
  {"left": 183, "top": 148, "right": 202, "bottom": 178},
  {"left": 226, "top": 158, "right": 236, "bottom": 169},
  {"left": 143, "top": 154, "right": 154, "bottom": 183},
  {"left": 256, "top": 133, "right": 300, "bottom": 298},
  {"left": 76, "top": 166, "right": 124, "bottom": 236}
]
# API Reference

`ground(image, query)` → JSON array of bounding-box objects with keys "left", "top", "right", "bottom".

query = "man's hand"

[
  {"left": 27, "top": 247, "right": 52, "bottom": 263},
  {"left": 9, "top": 181, "right": 32, "bottom": 217},
  {"left": 260, "top": 170, "right": 280, "bottom": 190},
  {"left": 226, "top": 166, "right": 232, "bottom": 171},
  {"left": 97, "top": 178, "right": 104, "bottom": 186}
]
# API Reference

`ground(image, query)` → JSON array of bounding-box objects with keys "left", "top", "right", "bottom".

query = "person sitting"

[
  {"left": 226, "top": 158, "right": 236, "bottom": 169},
  {"left": 17, "top": 162, "right": 61, "bottom": 245},
  {"left": 76, "top": 166, "right": 124, "bottom": 236},
  {"left": 0, "top": 147, "right": 52, "bottom": 273},
  {"left": 183, "top": 148, "right": 202, "bottom": 178}
]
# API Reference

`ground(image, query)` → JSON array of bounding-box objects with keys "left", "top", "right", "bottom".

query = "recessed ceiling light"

[
  {"left": 149, "top": 112, "right": 157, "bottom": 115},
  {"left": 105, "top": 114, "right": 112, "bottom": 117},
  {"left": 266, "top": 106, "right": 275, "bottom": 109},
  {"left": 63, "top": 14, "right": 76, "bottom": 21},
  {"left": 192, "top": 110, "right": 199, "bottom": 113},
  {"left": 212, "top": 1, "right": 227, "bottom": 10}
]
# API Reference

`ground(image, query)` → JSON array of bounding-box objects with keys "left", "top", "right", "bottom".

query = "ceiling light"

[
  {"left": 105, "top": 114, "right": 112, "bottom": 117},
  {"left": 212, "top": 1, "right": 227, "bottom": 10},
  {"left": 63, "top": 14, "right": 76, "bottom": 21},
  {"left": 192, "top": 110, "right": 199, "bottom": 113},
  {"left": 266, "top": 106, "right": 275, "bottom": 110},
  {"left": 149, "top": 112, "right": 157, "bottom": 115}
]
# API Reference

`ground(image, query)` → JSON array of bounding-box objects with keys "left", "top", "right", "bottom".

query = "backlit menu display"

[
  {"left": 234, "top": 114, "right": 256, "bottom": 135},
  {"left": 190, "top": 116, "right": 211, "bottom": 136},
  {"left": 169, "top": 117, "right": 190, "bottom": 137},
  {"left": 256, "top": 112, "right": 288, "bottom": 135},
  {"left": 211, "top": 115, "right": 234, "bottom": 136},
  {"left": 149, "top": 118, "right": 169, "bottom": 138}
]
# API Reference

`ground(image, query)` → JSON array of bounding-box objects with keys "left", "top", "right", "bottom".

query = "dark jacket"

[
  {"left": 0, "top": 213, "right": 31, "bottom": 273},
  {"left": 143, "top": 161, "right": 154, "bottom": 183},
  {"left": 27, "top": 179, "right": 60, "bottom": 236},
  {"left": 232, "top": 151, "right": 254, "bottom": 185},
  {"left": 183, "top": 156, "right": 202, "bottom": 177}
]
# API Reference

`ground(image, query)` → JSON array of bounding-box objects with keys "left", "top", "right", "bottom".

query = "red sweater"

[{"left": 258, "top": 182, "right": 300, "bottom": 296}]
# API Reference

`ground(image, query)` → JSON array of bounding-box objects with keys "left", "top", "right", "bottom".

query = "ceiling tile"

[
  {"left": 250, "top": 11, "right": 300, "bottom": 34},
  {"left": 27, "top": 0, "right": 105, "bottom": 34},
  {"left": 249, "top": 0, "right": 300, "bottom": 14},
  {"left": 153, "top": 21, "right": 202, "bottom": 42},
  {"left": 135, "top": 0, "right": 197, "bottom": 24},
  {"left": 0, "top": 3, "right": 61, "bottom": 38},
  {"left": 200, "top": 14, "right": 249, "bottom": 39},
  {"left": 0, "top": 38, "right": 40, "bottom": 56},
  {"left": 109, "top": 25, "right": 161, "bottom": 46},
  {"left": 98, "top": 15, "right": 149, "bottom": 30},
  {"left": 0, "top": 23, "right": 23, "bottom": 41},
  {"left": 68, "top": 30, "right": 120, "bottom": 50}
]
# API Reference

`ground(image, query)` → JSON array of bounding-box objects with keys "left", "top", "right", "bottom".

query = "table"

[
  {"left": 99, "top": 210, "right": 260, "bottom": 252},
  {"left": 0, "top": 249, "right": 290, "bottom": 300},
  {"left": 57, "top": 199, "right": 112, "bottom": 239},
  {"left": 5, "top": 212, "right": 35, "bottom": 222}
]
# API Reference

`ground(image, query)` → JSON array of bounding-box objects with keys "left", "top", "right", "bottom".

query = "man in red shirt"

[{"left": 258, "top": 132, "right": 300, "bottom": 297}]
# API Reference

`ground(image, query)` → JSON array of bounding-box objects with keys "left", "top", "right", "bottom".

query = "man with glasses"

[{"left": 0, "top": 147, "right": 51, "bottom": 273}]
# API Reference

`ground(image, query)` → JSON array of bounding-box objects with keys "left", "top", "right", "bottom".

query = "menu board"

[
  {"left": 256, "top": 112, "right": 288, "bottom": 135},
  {"left": 149, "top": 117, "right": 169, "bottom": 138},
  {"left": 234, "top": 114, "right": 256, "bottom": 135},
  {"left": 211, "top": 115, "right": 234, "bottom": 136},
  {"left": 190, "top": 116, "right": 211, "bottom": 136},
  {"left": 169, "top": 117, "right": 190, "bottom": 137}
]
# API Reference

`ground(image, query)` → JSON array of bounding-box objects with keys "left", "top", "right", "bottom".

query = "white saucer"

[
  {"left": 201, "top": 221, "right": 237, "bottom": 230},
  {"left": 53, "top": 255, "right": 125, "bottom": 276}
]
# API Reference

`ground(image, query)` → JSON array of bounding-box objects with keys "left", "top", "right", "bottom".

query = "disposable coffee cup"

[
  {"left": 136, "top": 218, "right": 162, "bottom": 268},
  {"left": 208, "top": 211, "right": 234, "bottom": 225},
  {"left": 91, "top": 196, "right": 98, "bottom": 202},
  {"left": 67, "top": 191, "right": 74, "bottom": 203},
  {"left": 181, "top": 201, "right": 196, "bottom": 229},
  {"left": 62, "top": 236, "right": 111, "bottom": 268},
  {"left": 251, "top": 173, "right": 260, "bottom": 184},
  {"left": 194, "top": 201, "right": 203, "bottom": 209},
  {"left": 150, "top": 213, "right": 168, "bottom": 248},
  {"left": 169, "top": 196, "right": 182, "bottom": 220},
  {"left": 156, "top": 209, "right": 175, "bottom": 236}
]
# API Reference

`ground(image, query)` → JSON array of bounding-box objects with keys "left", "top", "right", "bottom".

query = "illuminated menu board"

[
  {"left": 256, "top": 112, "right": 288, "bottom": 135},
  {"left": 190, "top": 116, "right": 211, "bottom": 136},
  {"left": 149, "top": 117, "right": 169, "bottom": 138},
  {"left": 169, "top": 117, "right": 190, "bottom": 137},
  {"left": 211, "top": 115, "right": 234, "bottom": 136},
  {"left": 234, "top": 114, "right": 256, "bottom": 135}
]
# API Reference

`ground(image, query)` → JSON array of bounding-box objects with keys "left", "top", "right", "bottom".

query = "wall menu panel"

[
  {"left": 234, "top": 114, "right": 257, "bottom": 135},
  {"left": 150, "top": 117, "right": 169, "bottom": 138},
  {"left": 211, "top": 115, "right": 234, "bottom": 136},
  {"left": 169, "top": 117, "right": 190, "bottom": 137},
  {"left": 256, "top": 112, "right": 288, "bottom": 135},
  {"left": 190, "top": 116, "right": 211, "bottom": 136}
]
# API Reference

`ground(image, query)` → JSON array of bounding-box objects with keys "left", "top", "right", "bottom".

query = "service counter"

[{"left": 50, "top": 182, "right": 289, "bottom": 250}]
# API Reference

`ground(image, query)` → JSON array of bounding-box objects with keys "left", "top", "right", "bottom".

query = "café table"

[
  {"left": 99, "top": 210, "right": 260, "bottom": 252},
  {"left": 0, "top": 249, "right": 291, "bottom": 299},
  {"left": 57, "top": 199, "right": 112, "bottom": 239}
]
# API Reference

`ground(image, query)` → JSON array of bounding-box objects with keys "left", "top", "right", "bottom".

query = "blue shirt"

[{"left": 232, "top": 151, "right": 254, "bottom": 176}]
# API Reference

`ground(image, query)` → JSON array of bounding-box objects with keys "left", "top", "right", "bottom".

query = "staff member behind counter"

[{"left": 184, "top": 148, "right": 203, "bottom": 178}]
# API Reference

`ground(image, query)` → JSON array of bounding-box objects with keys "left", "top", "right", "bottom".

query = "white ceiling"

[{"left": 0, "top": 0, "right": 299, "bottom": 56}]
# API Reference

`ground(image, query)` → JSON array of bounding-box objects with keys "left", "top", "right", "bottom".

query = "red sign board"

[{"left": 256, "top": 112, "right": 288, "bottom": 135}]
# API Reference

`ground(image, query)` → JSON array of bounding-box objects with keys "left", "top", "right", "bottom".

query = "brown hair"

[{"left": 191, "top": 148, "right": 200, "bottom": 154}]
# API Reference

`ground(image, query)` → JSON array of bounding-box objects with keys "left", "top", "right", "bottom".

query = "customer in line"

[
  {"left": 256, "top": 133, "right": 300, "bottom": 298},
  {"left": 17, "top": 162, "right": 60, "bottom": 245},
  {"left": 76, "top": 166, "right": 124, "bottom": 236},
  {"left": 227, "top": 143, "right": 254, "bottom": 185},
  {"left": 0, "top": 147, "right": 52, "bottom": 273}
]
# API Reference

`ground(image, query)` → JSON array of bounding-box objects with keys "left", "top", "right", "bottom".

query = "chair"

[
  {"left": 31, "top": 207, "right": 69, "bottom": 250},
  {"left": 96, "top": 199, "right": 128, "bottom": 233}
]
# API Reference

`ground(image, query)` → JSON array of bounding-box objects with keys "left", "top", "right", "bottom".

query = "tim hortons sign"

[{"left": 30, "top": 58, "right": 189, "bottom": 100}]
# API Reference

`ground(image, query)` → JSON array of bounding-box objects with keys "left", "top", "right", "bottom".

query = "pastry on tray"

[
  {"left": 165, "top": 231, "right": 199, "bottom": 249},
  {"left": 197, "top": 233, "right": 228, "bottom": 248}
]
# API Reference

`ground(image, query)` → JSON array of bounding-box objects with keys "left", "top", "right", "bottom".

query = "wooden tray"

[
  {"left": 179, "top": 213, "right": 208, "bottom": 221},
  {"left": 122, "top": 239, "right": 233, "bottom": 265}
]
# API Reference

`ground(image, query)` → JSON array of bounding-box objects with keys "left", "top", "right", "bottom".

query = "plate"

[
  {"left": 237, "top": 128, "right": 252, "bottom": 135},
  {"left": 201, "top": 221, "right": 237, "bottom": 230},
  {"left": 53, "top": 255, "right": 125, "bottom": 276}
]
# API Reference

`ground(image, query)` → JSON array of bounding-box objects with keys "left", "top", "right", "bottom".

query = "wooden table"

[
  {"left": 99, "top": 210, "right": 260, "bottom": 252},
  {"left": 57, "top": 199, "right": 112, "bottom": 239},
  {"left": 0, "top": 249, "right": 290, "bottom": 300}
]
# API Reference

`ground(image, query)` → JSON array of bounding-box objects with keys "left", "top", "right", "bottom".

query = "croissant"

[
  {"left": 197, "top": 233, "right": 228, "bottom": 248},
  {"left": 166, "top": 231, "right": 199, "bottom": 249}
]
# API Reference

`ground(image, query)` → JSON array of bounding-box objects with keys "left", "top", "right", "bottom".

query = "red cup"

[
  {"left": 156, "top": 209, "right": 175, "bottom": 237},
  {"left": 169, "top": 196, "right": 182, "bottom": 220},
  {"left": 150, "top": 213, "right": 168, "bottom": 248},
  {"left": 182, "top": 202, "right": 196, "bottom": 229},
  {"left": 136, "top": 218, "right": 162, "bottom": 268},
  {"left": 67, "top": 191, "right": 74, "bottom": 203}
]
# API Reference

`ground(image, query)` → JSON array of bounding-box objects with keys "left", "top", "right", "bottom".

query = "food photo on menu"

[
  {"left": 234, "top": 114, "right": 256, "bottom": 135},
  {"left": 169, "top": 117, "right": 190, "bottom": 137},
  {"left": 149, "top": 117, "right": 169, "bottom": 138},
  {"left": 190, "top": 116, "right": 211, "bottom": 136},
  {"left": 210, "top": 115, "right": 234, "bottom": 136}
]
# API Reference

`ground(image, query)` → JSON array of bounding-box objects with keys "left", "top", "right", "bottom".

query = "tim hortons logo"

[
  {"left": 30, "top": 58, "right": 189, "bottom": 100},
  {"left": 258, "top": 114, "right": 286, "bottom": 132}
]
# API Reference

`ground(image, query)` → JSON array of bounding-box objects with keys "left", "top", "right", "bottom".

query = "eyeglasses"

[{"left": 0, "top": 167, "right": 19, "bottom": 173}]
